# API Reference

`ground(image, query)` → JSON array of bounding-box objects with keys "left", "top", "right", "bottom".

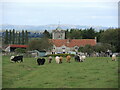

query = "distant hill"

[{"left": 0, "top": 24, "right": 111, "bottom": 32}]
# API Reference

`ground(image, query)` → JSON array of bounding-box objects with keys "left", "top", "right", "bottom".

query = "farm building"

[
  {"left": 50, "top": 27, "right": 96, "bottom": 54},
  {"left": 5, "top": 44, "right": 28, "bottom": 52}
]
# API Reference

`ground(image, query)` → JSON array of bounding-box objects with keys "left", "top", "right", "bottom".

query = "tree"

[
  {"left": 81, "top": 27, "right": 96, "bottom": 39},
  {"left": 66, "top": 29, "right": 82, "bottom": 39},
  {"left": 12, "top": 29, "right": 15, "bottom": 44},
  {"left": 65, "top": 29, "right": 71, "bottom": 39},
  {"left": 15, "top": 48, "right": 26, "bottom": 53},
  {"left": 22, "top": 30, "right": 25, "bottom": 44},
  {"left": 100, "top": 28, "right": 119, "bottom": 52},
  {"left": 15, "top": 31, "right": 18, "bottom": 44},
  {"left": 96, "top": 30, "right": 105, "bottom": 42},
  {"left": 18, "top": 32, "right": 21, "bottom": 44},
  {"left": 9, "top": 30, "right": 12, "bottom": 44},
  {"left": 71, "top": 29, "right": 82, "bottom": 39},
  {"left": 43, "top": 30, "right": 50, "bottom": 38},
  {"left": 78, "top": 44, "right": 94, "bottom": 53},
  {"left": 94, "top": 43, "right": 116, "bottom": 52},
  {"left": 25, "top": 30, "right": 28, "bottom": 44},
  {"left": 28, "top": 37, "right": 53, "bottom": 51},
  {"left": 4, "top": 29, "right": 9, "bottom": 44}
]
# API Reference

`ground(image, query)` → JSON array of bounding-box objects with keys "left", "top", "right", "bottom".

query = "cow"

[
  {"left": 59, "top": 56, "right": 63, "bottom": 63},
  {"left": 41, "top": 58, "right": 45, "bottom": 65},
  {"left": 74, "top": 55, "right": 80, "bottom": 62},
  {"left": 10, "top": 55, "right": 23, "bottom": 63},
  {"left": 37, "top": 58, "right": 45, "bottom": 65},
  {"left": 112, "top": 54, "right": 117, "bottom": 61},
  {"left": 66, "top": 55, "right": 71, "bottom": 63},
  {"left": 48, "top": 56, "right": 52, "bottom": 63},
  {"left": 80, "top": 55, "right": 86, "bottom": 62},
  {"left": 55, "top": 56, "right": 60, "bottom": 64}
]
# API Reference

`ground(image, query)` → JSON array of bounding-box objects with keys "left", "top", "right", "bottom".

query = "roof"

[
  {"left": 9, "top": 44, "right": 28, "bottom": 48},
  {"left": 50, "top": 39, "right": 96, "bottom": 47}
]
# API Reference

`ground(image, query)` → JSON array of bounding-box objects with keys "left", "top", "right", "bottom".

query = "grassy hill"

[{"left": 2, "top": 56, "right": 118, "bottom": 88}]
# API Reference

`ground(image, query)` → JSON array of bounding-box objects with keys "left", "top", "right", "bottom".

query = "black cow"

[
  {"left": 10, "top": 55, "right": 23, "bottom": 63},
  {"left": 74, "top": 55, "right": 80, "bottom": 62},
  {"left": 37, "top": 58, "right": 45, "bottom": 65}
]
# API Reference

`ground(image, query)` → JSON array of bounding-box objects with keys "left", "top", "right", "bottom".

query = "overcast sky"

[{"left": 0, "top": 0, "right": 119, "bottom": 27}]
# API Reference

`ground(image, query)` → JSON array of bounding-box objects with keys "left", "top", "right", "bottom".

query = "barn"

[{"left": 5, "top": 44, "right": 28, "bottom": 52}]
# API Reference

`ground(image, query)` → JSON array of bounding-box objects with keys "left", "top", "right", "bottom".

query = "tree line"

[
  {"left": 43, "top": 27, "right": 103, "bottom": 42},
  {"left": 3, "top": 29, "right": 28, "bottom": 45},
  {"left": 3, "top": 28, "right": 120, "bottom": 52}
]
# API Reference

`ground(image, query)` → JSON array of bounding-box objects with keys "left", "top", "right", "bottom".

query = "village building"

[
  {"left": 50, "top": 27, "right": 96, "bottom": 54},
  {"left": 4, "top": 44, "right": 28, "bottom": 52},
  {"left": 52, "top": 26, "right": 65, "bottom": 39}
]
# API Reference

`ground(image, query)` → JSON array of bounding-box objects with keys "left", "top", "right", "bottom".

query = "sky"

[{"left": 0, "top": 0, "right": 120, "bottom": 27}]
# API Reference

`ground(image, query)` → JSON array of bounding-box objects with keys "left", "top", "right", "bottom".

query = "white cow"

[
  {"left": 55, "top": 56, "right": 60, "bottom": 64},
  {"left": 112, "top": 54, "right": 117, "bottom": 61},
  {"left": 80, "top": 55, "right": 86, "bottom": 62}
]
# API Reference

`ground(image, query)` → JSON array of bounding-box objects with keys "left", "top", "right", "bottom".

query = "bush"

[
  {"left": 47, "top": 54, "right": 75, "bottom": 57},
  {"left": 15, "top": 48, "right": 26, "bottom": 54}
]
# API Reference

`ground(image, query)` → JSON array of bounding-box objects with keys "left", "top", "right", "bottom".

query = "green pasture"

[{"left": 2, "top": 56, "right": 119, "bottom": 88}]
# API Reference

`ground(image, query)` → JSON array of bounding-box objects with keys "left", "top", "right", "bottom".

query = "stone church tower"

[{"left": 52, "top": 26, "right": 65, "bottom": 39}]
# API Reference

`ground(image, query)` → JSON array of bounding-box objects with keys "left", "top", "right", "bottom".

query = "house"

[
  {"left": 50, "top": 27, "right": 96, "bottom": 54},
  {"left": 50, "top": 39, "right": 96, "bottom": 54},
  {"left": 5, "top": 44, "right": 28, "bottom": 52}
]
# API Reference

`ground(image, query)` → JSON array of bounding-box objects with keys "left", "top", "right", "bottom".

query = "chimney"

[
  {"left": 67, "top": 39, "right": 71, "bottom": 43},
  {"left": 95, "top": 37, "right": 97, "bottom": 43}
]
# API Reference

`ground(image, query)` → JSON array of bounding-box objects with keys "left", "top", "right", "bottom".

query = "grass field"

[{"left": 2, "top": 56, "right": 118, "bottom": 88}]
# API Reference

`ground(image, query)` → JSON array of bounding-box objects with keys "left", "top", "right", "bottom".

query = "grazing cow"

[
  {"left": 37, "top": 58, "right": 42, "bottom": 65},
  {"left": 55, "top": 56, "right": 60, "bottom": 64},
  {"left": 112, "top": 54, "right": 117, "bottom": 61},
  {"left": 80, "top": 55, "right": 86, "bottom": 62},
  {"left": 37, "top": 58, "right": 45, "bottom": 65},
  {"left": 41, "top": 58, "right": 45, "bottom": 65},
  {"left": 59, "top": 56, "right": 63, "bottom": 63},
  {"left": 10, "top": 55, "right": 23, "bottom": 63},
  {"left": 74, "top": 55, "right": 80, "bottom": 62},
  {"left": 66, "top": 55, "right": 71, "bottom": 63},
  {"left": 48, "top": 56, "right": 52, "bottom": 63}
]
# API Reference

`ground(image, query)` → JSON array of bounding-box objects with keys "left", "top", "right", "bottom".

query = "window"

[
  {"left": 62, "top": 48, "right": 65, "bottom": 49},
  {"left": 74, "top": 46, "right": 78, "bottom": 49}
]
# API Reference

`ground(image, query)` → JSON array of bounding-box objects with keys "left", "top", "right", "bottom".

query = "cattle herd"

[{"left": 10, "top": 54, "right": 117, "bottom": 66}]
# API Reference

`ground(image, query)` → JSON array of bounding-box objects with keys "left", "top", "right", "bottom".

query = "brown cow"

[
  {"left": 66, "top": 55, "right": 71, "bottom": 63},
  {"left": 48, "top": 56, "right": 52, "bottom": 63},
  {"left": 59, "top": 56, "right": 63, "bottom": 63}
]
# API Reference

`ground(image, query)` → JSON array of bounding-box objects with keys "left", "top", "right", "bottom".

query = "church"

[{"left": 50, "top": 26, "right": 97, "bottom": 54}]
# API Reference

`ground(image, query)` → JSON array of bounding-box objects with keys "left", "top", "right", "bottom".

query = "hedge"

[{"left": 47, "top": 54, "right": 75, "bottom": 57}]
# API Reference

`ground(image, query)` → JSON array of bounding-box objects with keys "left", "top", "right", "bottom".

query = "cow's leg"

[
  {"left": 14, "top": 60, "right": 17, "bottom": 63},
  {"left": 21, "top": 59, "right": 23, "bottom": 62},
  {"left": 38, "top": 62, "right": 40, "bottom": 65},
  {"left": 49, "top": 60, "right": 51, "bottom": 63}
]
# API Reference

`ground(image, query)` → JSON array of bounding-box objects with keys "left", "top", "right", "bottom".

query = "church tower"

[{"left": 52, "top": 24, "right": 65, "bottom": 39}]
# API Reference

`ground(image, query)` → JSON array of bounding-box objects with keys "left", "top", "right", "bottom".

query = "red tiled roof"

[
  {"left": 9, "top": 45, "right": 28, "bottom": 48},
  {"left": 50, "top": 39, "right": 96, "bottom": 47}
]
